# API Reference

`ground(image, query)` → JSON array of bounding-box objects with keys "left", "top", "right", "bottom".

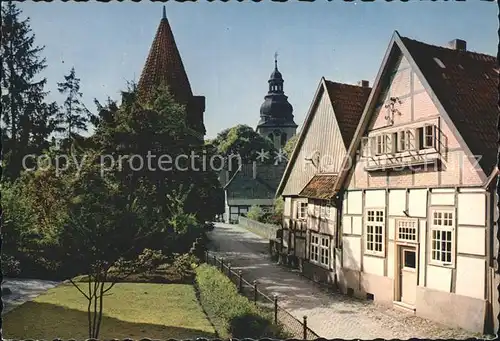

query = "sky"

[{"left": 18, "top": 0, "right": 498, "bottom": 140}]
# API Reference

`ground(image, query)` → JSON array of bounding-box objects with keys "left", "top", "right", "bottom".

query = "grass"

[{"left": 3, "top": 282, "right": 217, "bottom": 340}]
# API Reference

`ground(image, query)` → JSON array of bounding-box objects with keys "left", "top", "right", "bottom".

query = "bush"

[
  {"left": 2, "top": 254, "right": 21, "bottom": 277},
  {"left": 195, "top": 264, "right": 286, "bottom": 339},
  {"left": 246, "top": 205, "right": 263, "bottom": 221}
]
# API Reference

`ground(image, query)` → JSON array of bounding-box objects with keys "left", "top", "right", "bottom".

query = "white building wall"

[{"left": 341, "top": 187, "right": 489, "bottom": 301}]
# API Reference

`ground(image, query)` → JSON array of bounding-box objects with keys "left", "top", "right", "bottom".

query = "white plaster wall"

[
  {"left": 347, "top": 190, "right": 363, "bottom": 214},
  {"left": 352, "top": 216, "right": 363, "bottom": 235},
  {"left": 457, "top": 193, "right": 486, "bottom": 226},
  {"left": 387, "top": 242, "right": 395, "bottom": 279},
  {"left": 284, "top": 197, "right": 292, "bottom": 216},
  {"left": 343, "top": 236, "right": 362, "bottom": 270},
  {"left": 388, "top": 218, "right": 396, "bottom": 240},
  {"left": 455, "top": 256, "right": 485, "bottom": 300},
  {"left": 365, "top": 190, "right": 386, "bottom": 208},
  {"left": 388, "top": 190, "right": 406, "bottom": 216},
  {"left": 363, "top": 255, "right": 384, "bottom": 276},
  {"left": 343, "top": 216, "right": 352, "bottom": 234},
  {"left": 329, "top": 206, "right": 338, "bottom": 222},
  {"left": 457, "top": 226, "right": 486, "bottom": 256},
  {"left": 426, "top": 265, "right": 452, "bottom": 293},
  {"left": 408, "top": 189, "right": 427, "bottom": 218},
  {"left": 430, "top": 192, "right": 455, "bottom": 206},
  {"left": 419, "top": 220, "right": 427, "bottom": 285}
]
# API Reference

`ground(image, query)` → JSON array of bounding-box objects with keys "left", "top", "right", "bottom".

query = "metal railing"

[{"left": 205, "top": 251, "right": 320, "bottom": 340}]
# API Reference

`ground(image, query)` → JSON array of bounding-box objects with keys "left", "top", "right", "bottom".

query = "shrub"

[
  {"left": 195, "top": 264, "right": 286, "bottom": 339},
  {"left": 171, "top": 253, "right": 197, "bottom": 279},
  {"left": 2, "top": 254, "right": 21, "bottom": 277},
  {"left": 246, "top": 205, "right": 263, "bottom": 222}
]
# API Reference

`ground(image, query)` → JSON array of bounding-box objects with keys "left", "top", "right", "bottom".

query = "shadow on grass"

[{"left": 3, "top": 301, "right": 217, "bottom": 340}]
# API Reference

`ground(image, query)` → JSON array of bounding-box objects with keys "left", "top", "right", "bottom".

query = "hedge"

[{"left": 194, "top": 264, "right": 287, "bottom": 339}]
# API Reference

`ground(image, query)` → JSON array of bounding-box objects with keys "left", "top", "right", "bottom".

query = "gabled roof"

[
  {"left": 226, "top": 163, "right": 286, "bottom": 200},
  {"left": 276, "top": 78, "right": 371, "bottom": 197},
  {"left": 333, "top": 31, "right": 499, "bottom": 192},
  {"left": 324, "top": 81, "right": 372, "bottom": 148},
  {"left": 299, "top": 173, "right": 339, "bottom": 200},
  {"left": 401, "top": 36, "right": 498, "bottom": 176},
  {"left": 137, "top": 7, "right": 193, "bottom": 104}
]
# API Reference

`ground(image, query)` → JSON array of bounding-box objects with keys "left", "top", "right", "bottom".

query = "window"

[
  {"left": 375, "top": 135, "right": 385, "bottom": 155},
  {"left": 385, "top": 134, "right": 396, "bottom": 154},
  {"left": 320, "top": 205, "right": 326, "bottom": 218},
  {"left": 396, "top": 219, "right": 418, "bottom": 243},
  {"left": 430, "top": 210, "right": 455, "bottom": 266},
  {"left": 297, "top": 202, "right": 308, "bottom": 219},
  {"left": 365, "top": 209, "right": 385, "bottom": 256},
  {"left": 398, "top": 130, "right": 414, "bottom": 152},
  {"left": 423, "top": 125, "right": 436, "bottom": 148},
  {"left": 403, "top": 249, "right": 417, "bottom": 269},
  {"left": 310, "top": 233, "right": 330, "bottom": 267}
]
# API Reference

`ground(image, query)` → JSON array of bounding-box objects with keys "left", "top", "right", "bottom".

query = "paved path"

[
  {"left": 209, "top": 223, "right": 482, "bottom": 340},
  {"left": 2, "top": 278, "right": 60, "bottom": 315}
]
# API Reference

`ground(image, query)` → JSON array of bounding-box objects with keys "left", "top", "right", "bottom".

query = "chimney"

[
  {"left": 252, "top": 161, "right": 257, "bottom": 179},
  {"left": 358, "top": 80, "right": 369, "bottom": 88},
  {"left": 448, "top": 39, "right": 466, "bottom": 51}
]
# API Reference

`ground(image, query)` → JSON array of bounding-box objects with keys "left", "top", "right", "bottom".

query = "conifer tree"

[
  {"left": 1, "top": 2, "right": 59, "bottom": 179},
  {"left": 57, "top": 67, "right": 93, "bottom": 140}
]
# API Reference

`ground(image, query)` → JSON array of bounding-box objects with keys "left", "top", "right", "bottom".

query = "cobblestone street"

[{"left": 209, "top": 223, "right": 484, "bottom": 340}]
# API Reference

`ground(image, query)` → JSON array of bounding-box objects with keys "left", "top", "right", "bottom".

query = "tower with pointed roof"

[
  {"left": 137, "top": 7, "right": 206, "bottom": 137},
  {"left": 256, "top": 54, "right": 298, "bottom": 149}
]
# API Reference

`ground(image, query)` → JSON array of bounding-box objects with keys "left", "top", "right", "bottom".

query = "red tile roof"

[
  {"left": 324, "top": 81, "right": 372, "bottom": 148},
  {"left": 137, "top": 14, "right": 193, "bottom": 105},
  {"left": 299, "top": 173, "right": 339, "bottom": 200},
  {"left": 400, "top": 37, "right": 499, "bottom": 175}
]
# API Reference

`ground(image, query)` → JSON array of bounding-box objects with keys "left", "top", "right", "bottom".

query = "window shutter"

[
  {"left": 391, "top": 132, "right": 397, "bottom": 153},
  {"left": 433, "top": 125, "right": 438, "bottom": 149},
  {"left": 415, "top": 127, "right": 422, "bottom": 150},
  {"left": 384, "top": 134, "right": 392, "bottom": 154},
  {"left": 370, "top": 136, "right": 376, "bottom": 156}
]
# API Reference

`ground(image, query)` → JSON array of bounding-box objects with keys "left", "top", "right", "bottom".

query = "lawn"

[{"left": 3, "top": 282, "right": 217, "bottom": 340}]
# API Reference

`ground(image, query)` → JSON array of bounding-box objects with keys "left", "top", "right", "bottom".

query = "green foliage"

[
  {"left": 209, "top": 124, "right": 277, "bottom": 164},
  {"left": 1, "top": 2, "right": 61, "bottom": 179},
  {"left": 247, "top": 205, "right": 264, "bottom": 221},
  {"left": 273, "top": 197, "right": 284, "bottom": 217},
  {"left": 283, "top": 133, "right": 298, "bottom": 158},
  {"left": 2, "top": 254, "right": 21, "bottom": 277},
  {"left": 195, "top": 264, "right": 286, "bottom": 339},
  {"left": 57, "top": 67, "right": 95, "bottom": 140}
]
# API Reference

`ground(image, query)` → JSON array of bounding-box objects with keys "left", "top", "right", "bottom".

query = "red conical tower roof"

[{"left": 137, "top": 6, "right": 193, "bottom": 104}]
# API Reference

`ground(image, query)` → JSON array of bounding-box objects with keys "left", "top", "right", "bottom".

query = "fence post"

[
  {"left": 253, "top": 280, "right": 257, "bottom": 304},
  {"left": 238, "top": 270, "right": 243, "bottom": 293},
  {"left": 303, "top": 316, "right": 307, "bottom": 340},
  {"left": 273, "top": 294, "right": 278, "bottom": 325},
  {"left": 205, "top": 250, "right": 209, "bottom": 264},
  {"left": 213, "top": 254, "right": 217, "bottom": 266},
  {"left": 220, "top": 258, "right": 224, "bottom": 272},
  {"left": 227, "top": 262, "right": 232, "bottom": 278}
]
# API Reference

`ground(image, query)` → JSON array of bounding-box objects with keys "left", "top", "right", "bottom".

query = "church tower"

[
  {"left": 256, "top": 54, "right": 298, "bottom": 149},
  {"left": 137, "top": 7, "right": 206, "bottom": 138}
]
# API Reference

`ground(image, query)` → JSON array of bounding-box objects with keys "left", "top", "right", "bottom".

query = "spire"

[
  {"left": 274, "top": 52, "right": 278, "bottom": 70},
  {"left": 137, "top": 9, "right": 193, "bottom": 104}
]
